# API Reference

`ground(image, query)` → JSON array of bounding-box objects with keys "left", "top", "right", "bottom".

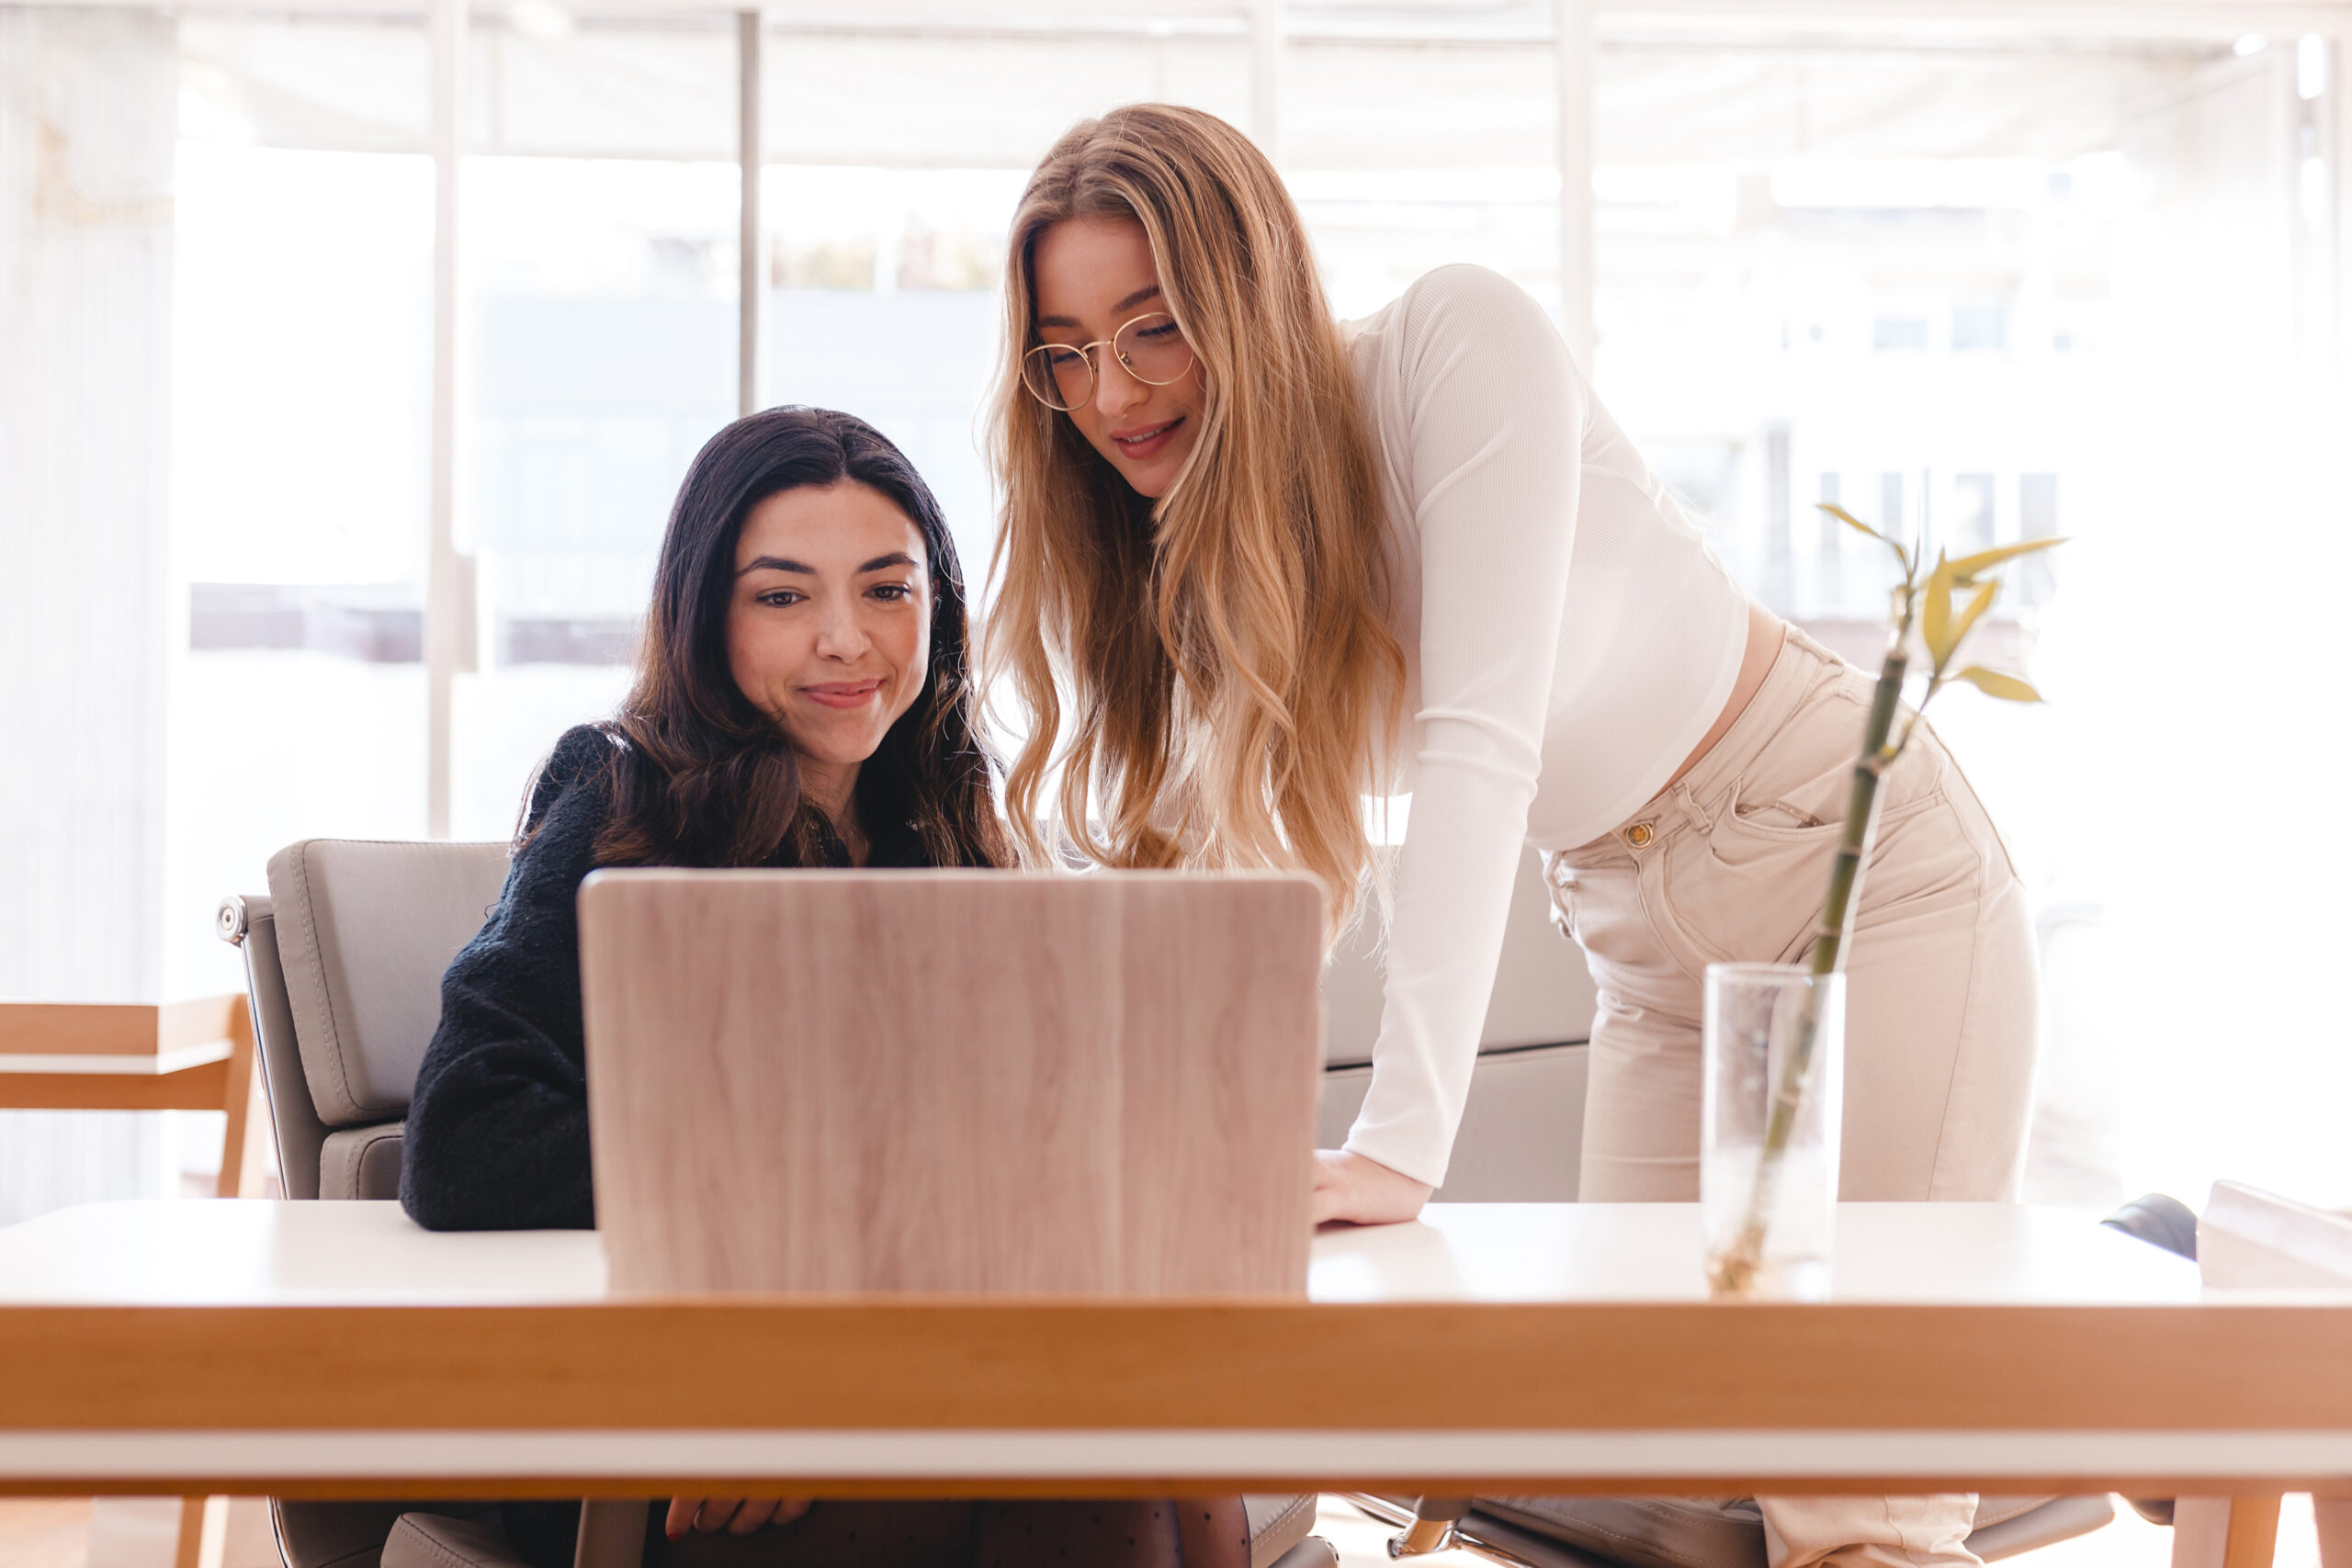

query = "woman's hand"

[
  {"left": 664, "top": 1498, "right": 812, "bottom": 1540},
  {"left": 1310, "top": 1149, "right": 1432, "bottom": 1225}
]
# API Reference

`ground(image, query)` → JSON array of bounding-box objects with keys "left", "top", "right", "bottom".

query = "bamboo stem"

[
  {"left": 1706, "top": 640, "right": 1906, "bottom": 1298},
  {"left": 1713, "top": 513, "right": 2061, "bottom": 1296}
]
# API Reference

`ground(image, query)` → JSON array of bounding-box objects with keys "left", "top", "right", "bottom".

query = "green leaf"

[
  {"left": 1819, "top": 502, "right": 1913, "bottom": 579},
  {"left": 1948, "top": 579, "right": 1999, "bottom": 658},
  {"left": 1817, "top": 502, "right": 1884, "bottom": 544},
  {"left": 1952, "top": 665, "right": 2043, "bottom": 703},
  {"left": 1921, "top": 552, "right": 1956, "bottom": 666},
  {"left": 1950, "top": 536, "right": 2067, "bottom": 585}
]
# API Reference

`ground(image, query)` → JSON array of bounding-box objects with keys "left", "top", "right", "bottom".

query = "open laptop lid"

[{"left": 579, "top": 869, "right": 1324, "bottom": 1296}]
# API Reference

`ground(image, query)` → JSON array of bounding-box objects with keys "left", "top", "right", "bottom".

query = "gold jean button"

[{"left": 1625, "top": 821, "right": 1656, "bottom": 849}]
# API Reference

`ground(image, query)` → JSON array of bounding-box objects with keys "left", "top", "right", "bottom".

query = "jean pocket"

[
  {"left": 1657, "top": 782, "right": 1944, "bottom": 968},
  {"left": 1655, "top": 822, "right": 1826, "bottom": 967},
  {"left": 1539, "top": 852, "right": 1582, "bottom": 940}
]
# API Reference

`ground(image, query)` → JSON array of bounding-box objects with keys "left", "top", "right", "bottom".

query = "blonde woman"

[{"left": 988, "top": 104, "right": 2032, "bottom": 1568}]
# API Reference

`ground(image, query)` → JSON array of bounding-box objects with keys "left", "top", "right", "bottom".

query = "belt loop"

[{"left": 1685, "top": 774, "right": 1735, "bottom": 831}]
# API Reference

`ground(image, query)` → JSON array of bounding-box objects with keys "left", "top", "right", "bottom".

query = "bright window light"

[{"left": 15, "top": 8, "right": 2352, "bottom": 1224}]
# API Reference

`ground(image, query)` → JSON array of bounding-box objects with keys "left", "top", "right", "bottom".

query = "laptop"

[{"left": 578, "top": 869, "right": 1325, "bottom": 1296}]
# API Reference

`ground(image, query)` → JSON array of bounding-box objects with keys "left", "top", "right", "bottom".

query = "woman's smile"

[
  {"left": 726, "top": 479, "right": 933, "bottom": 822},
  {"left": 801, "top": 678, "right": 886, "bottom": 710},
  {"left": 1110, "top": 416, "right": 1184, "bottom": 460}
]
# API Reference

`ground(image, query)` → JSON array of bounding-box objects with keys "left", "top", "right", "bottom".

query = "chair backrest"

[
  {"left": 228, "top": 839, "right": 511, "bottom": 1200},
  {"left": 580, "top": 867, "right": 1325, "bottom": 1295},
  {"left": 1321, "top": 845, "right": 1596, "bottom": 1065},
  {"left": 2199, "top": 1179, "right": 2352, "bottom": 1288}
]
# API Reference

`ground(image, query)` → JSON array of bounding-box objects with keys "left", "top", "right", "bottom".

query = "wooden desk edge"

[
  {"left": 0, "top": 997, "right": 244, "bottom": 1058},
  {"left": 6, "top": 1474, "right": 2349, "bottom": 1503},
  {"left": 6, "top": 1301, "right": 2350, "bottom": 1435},
  {"left": 0, "top": 1056, "right": 234, "bottom": 1111}
]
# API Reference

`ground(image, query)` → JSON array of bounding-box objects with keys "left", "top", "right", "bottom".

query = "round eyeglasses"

[{"left": 1020, "top": 310, "right": 1196, "bottom": 412}]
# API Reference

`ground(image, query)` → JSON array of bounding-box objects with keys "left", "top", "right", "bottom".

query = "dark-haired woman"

[
  {"left": 402, "top": 406, "right": 1005, "bottom": 1235},
  {"left": 401, "top": 409, "right": 1236, "bottom": 1568}
]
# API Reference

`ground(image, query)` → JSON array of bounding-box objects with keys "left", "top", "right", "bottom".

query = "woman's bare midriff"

[{"left": 1662, "top": 601, "right": 1786, "bottom": 794}]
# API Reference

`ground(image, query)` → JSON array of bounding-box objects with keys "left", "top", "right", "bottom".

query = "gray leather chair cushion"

[
  {"left": 1319, "top": 1043, "right": 1588, "bottom": 1201},
  {"left": 1470, "top": 1495, "right": 2114, "bottom": 1568},
  {"left": 1453, "top": 1507, "right": 1618, "bottom": 1568},
  {"left": 241, "top": 908, "right": 331, "bottom": 1201},
  {"left": 1322, "top": 846, "right": 1595, "bottom": 1066},
  {"left": 1476, "top": 1495, "right": 1768, "bottom": 1568},
  {"left": 266, "top": 840, "right": 511, "bottom": 1124},
  {"left": 1245, "top": 1495, "right": 1317, "bottom": 1568},
  {"left": 321, "top": 1121, "right": 406, "bottom": 1201},
  {"left": 1966, "top": 1496, "right": 2115, "bottom": 1562},
  {"left": 381, "top": 1512, "right": 531, "bottom": 1568},
  {"left": 392, "top": 1499, "right": 1327, "bottom": 1568},
  {"left": 273, "top": 1502, "right": 481, "bottom": 1568}
]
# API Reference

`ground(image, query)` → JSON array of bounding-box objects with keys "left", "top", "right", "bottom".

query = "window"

[
  {"left": 5, "top": 1, "right": 2348, "bottom": 1220},
  {"left": 1951, "top": 473, "right": 1996, "bottom": 554},
  {"left": 1589, "top": 23, "right": 2350, "bottom": 1211},
  {"left": 453, "top": 26, "right": 741, "bottom": 839},
  {"left": 1872, "top": 317, "right": 1931, "bottom": 351},
  {"left": 1951, "top": 302, "right": 2010, "bottom": 352}
]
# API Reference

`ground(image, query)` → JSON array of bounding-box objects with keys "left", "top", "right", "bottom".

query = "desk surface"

[
  {"left": 0, "top": 998, "right": 243, "bottom": 1073},
  {"left": 0, "top": 1200, "right": 2345, "bottom": 1499},
  {"left": 0, "top": 1198, "right": 2207, "bottom": 1306}
]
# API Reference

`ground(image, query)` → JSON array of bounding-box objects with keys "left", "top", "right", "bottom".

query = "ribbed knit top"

[{"left": 1339, "top": 265, "right": 1750, "bottom": 1188}]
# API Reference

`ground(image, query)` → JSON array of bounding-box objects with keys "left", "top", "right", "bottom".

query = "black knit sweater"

[{"left": 399, "top": 723, "right": 923, "bottom": 1233}]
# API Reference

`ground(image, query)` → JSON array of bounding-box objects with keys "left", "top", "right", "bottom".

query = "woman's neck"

[{"left": 798, "top": 758, "right": 867, "bottom": 865}]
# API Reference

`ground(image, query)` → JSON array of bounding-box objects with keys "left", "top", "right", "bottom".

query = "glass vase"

[{"left": 1702, "top": 963, "right": 1845, "bottom": 1301}]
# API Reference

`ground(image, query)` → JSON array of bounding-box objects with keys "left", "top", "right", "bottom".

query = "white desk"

[
  {"left": 0, "top": 999, "right": 263, "bottom": 1196},
  {"left": 0, "top": 1200, "right": 2344, "bottom": 1501},
  {"left": 0, "top": 1199, "right": 2206, "bottom": 1306}
]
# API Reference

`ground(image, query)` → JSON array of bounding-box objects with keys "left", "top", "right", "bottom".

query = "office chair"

[
  {"left": 1344, "top": 1467, "right": 2118, "bottom": 1566},
  {"left": 220, "top": 837, "right": 1332, "bottom": 1568},
  {"left": 1343, "top": 1190, "right": 2269, "bottom": 1568}
]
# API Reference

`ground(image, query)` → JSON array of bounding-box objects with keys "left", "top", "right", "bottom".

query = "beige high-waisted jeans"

[{"left": 1533, "top": 624, "right": 2040, "bottom": 1568}]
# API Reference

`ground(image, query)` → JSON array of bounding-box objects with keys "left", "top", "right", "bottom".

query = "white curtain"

[{"left": 0, "top": 6, "right": 179, "bottom": 1224}]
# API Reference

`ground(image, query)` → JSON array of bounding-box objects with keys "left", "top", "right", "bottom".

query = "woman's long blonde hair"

[{"left": 986, "top": 104, "right": 1405, "bottom": 932}]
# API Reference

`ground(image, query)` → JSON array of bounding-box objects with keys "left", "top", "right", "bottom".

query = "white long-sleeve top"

[{"left": 1340, "top": 264, "right": 1751, "bottom": 1189}]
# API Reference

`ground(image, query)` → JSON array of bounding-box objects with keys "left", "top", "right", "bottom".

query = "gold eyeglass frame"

[{"left": 1021, "top": 310, "right": 1195, "bottom": 412}]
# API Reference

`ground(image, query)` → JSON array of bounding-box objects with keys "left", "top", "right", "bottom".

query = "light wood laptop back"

[{"left": 578, "top": 869, "right": 1325, "bottom": 1297}]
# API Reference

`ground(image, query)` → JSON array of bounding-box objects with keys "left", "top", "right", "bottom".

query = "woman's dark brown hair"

[{"left": 570, "top": 406, "right": 1007, "bottom": 870}]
